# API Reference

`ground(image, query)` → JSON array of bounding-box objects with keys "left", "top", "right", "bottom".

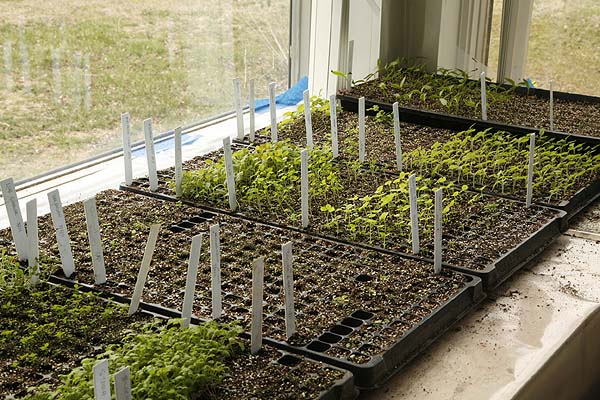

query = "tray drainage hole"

[
  {"left": 277, "top": 354, "right": 302, "bottom": 367},
  {"left": 169, "top": 225, "right": 186, "bottom": 233},
  {"left": 341, "top": 317, "right": 363, "bottom": 328},
  {"left": 179, "top": 220, "right": 195, "bottom": 228},
  {"left": 307, "top": 341, "right": 331, "bottom": 353},
  {"left": 189, "top": 216, "right": 204, "bottom": 223},
  {"left": 318, "top": 332, "right": 343, "bottom": 344},
  {"left": 355, "top": 274, "right": 373, "bottom": 283},
  {"left": 330, "top": 325, "right": 353, "bottom": 336},
  {"left": 351, "top": 310, "right": 374, "bottom": 320},
  {"left": 198, "top": 211, "right": 216, "bottom": 219}
]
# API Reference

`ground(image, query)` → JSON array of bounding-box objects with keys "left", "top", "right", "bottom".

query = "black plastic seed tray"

[{"left": 120, "top": 181, "right": 564, "bottom": 289}]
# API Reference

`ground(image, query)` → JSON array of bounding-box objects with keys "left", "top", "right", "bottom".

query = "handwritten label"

[
  {"left": 209, "top": 224, "right": 222, "bottom": 319},
  {"left": 408, "top": 174, "right": 420, "bottom": 255},
  {"left": 182, "top": 234, "right": 203, "bottom": 328},
  {"left": 26, "top": 199, "right": 39, "bottom": 285},
  {"left": 347, "top": 40, "right": 354, "bottom": 89},
  {"left": 251, "top": 256, "right": 265, "bottom": 355},
  {"left": 0, "top": 178, "right": 28, "bottom": 260},
  {"left": 84, "top": 197, "right": 106, "bottom": 284},
  {"left": 143, "top": 118, "right": 158, "bottom": 192},
  {"left": 174, "top": 126, "right": 183, "bottom": 198},
  {"left": 480, "top": 71, "right": 488, "bottom": 121},
  {"left": 223, "top": 137, "right": 237, "bottom": 211},
  {"left": 121, "top": 113, "right": 133, "bottom": 186},
  {"left": 393, "top": 102, "right": 402, "bottom": 171},
  {"left": 526, "top": 133, "right": 536, "bottom": 208},
  {"left": 113, "top": 366, "right": 132, "bottom": 400},
  {"left": 358, "top": 96, "right": 366, "bottom": 162},
  {"left": 329, "top": 94, "right": 338, "bottom": 158},
  {"left": 434, "top": 188, "right": 443, "bottom": 274},
  {"left": 303, "top": 90, "right": 313, "bottom": 149},
  {"left": 269, "top": 82, "right": 278, "bottom": 142},
  {"left": 233, "top": 78, "right": 244, "bottom": 140},
  {"left": 93, "top": 359, "right": 111, "bottom": 400},
  {"left": 128, "top": 223, "right": 160, "bottom": 316},
  {"left": 249, "top": 80, "right": 256, "bottom": 142},
  {"left": 281, "top": 241, "right": 296, "bottom": 339},
  {"left": 301, "top": 149, "right": 309, "bottom": 228},
  {"left": 549, "top": 80, "right": 554, "bottom": 131},
  {"left": 47, "top": 189, "right": 75, "bottom": 278}
]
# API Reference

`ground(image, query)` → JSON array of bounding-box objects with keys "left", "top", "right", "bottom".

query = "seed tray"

[{"left": 2, "top": 189, "right": 484, "bottom": 390}]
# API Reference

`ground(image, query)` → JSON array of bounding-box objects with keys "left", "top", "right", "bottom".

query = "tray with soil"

[
  {"left": 338, "top": 61, "right": 600, "bottom": 139},
  {"left": 0, "top": 189, "right": 482, "bottom": 388},
  {"left": 121, "top": 138, "right": 565, "bottom": 287},
  {"left": 253, "top": 105, "right": 600, "bottom": 222},
  {"left": 0, "top": 252, "right": 152, "bottom": 399},
  {"left": 28, "top": 320, "right": 356, "bottom": 400}
]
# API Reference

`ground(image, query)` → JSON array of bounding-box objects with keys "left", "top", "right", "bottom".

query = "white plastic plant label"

[
  {"left": 434, "top": 188, "right": 443, "bottom": 274},
  {"left": 84, "top": 196, "right": 106, "bottom": 285},
  {"left": 329, "top": 94, "right": 338, "bottom": 158},
  {"left": 182, "top": 233, "right": 203, "bottom": 328},
  {"left": 174, "top": 126, "right": 183, "bottom": 198},
  {"left": 281, "top": 241, "right": 296, "bottom": 339},
  {"left": 549, "top": 80, "right": 554, "bottom": 131},
  {"left": 233, "top": 78, "right": 244, "bottom": 140},
  {"left": 269, "top": 82, "right": 278, "bottom": 142},
  {"left": 251, "top": 256, "right": 265, "bottom": 355},
  {"left": 301, "top": 149, "right": 309, "bottom": 228},
  {"left": 526, "top": 132, "right": 536, "bottom": 208},
  {"left": 121, "top": 112, "right": 132, "bottom": 185},
  {"left": 47, "top": 189, "right": 75, "bottom": 278},
  {"left": 113, "top": 366, "right": 132, "bottom": 400},
  {"left": 143, "top": 118, "right": 158, "bottom": 191},
  {"left": 480, "top": 71, "right": 488, "bottom": 121},
  {"left": 26, "top": 199, "right": 40, "bottom": 285},
  {"left": 93, "top": 359, "right": 111, "bottom": 400},
  {"left": 128, "top": 223, "right": 161, "bottom": 316},
  {"left": 358, "top": 96, "right": 366, "bottom": 162},
  {"left": 0, "top": 178, "right": 28, "bottom": 260},
  {"left": 210, "top": 224, "right": 222, "bottom": 319},
  {"left": 223, "top": 137, "right": 237, "bottom": 211},
  {"left": 249, "top": 80, "right": 256, "bottom": 142}
]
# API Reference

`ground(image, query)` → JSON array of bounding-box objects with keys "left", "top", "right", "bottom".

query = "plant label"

[
  {"left": 182, "top": 233, "right": 204, "bottom": 328},
  {"left": 408, "top": 174, "right": 420, "bottom": 254},
  {"left": 281, "top": 241, "right": 296, "bottom": 339},
  {"left": 329, "top": 94, "right": 339, "bottom": 158},
  {"left": 358, "top": 96, "right": 366, "bottom": 162},
  {"left": 223, "top": 137, "right": 237, "bottom": 211},
  {"left": 249, "top": 80, "right": 256, "bottom": 142},
  {"left": 549, "top": 80, "right": 554, "bottom": 131},
  {"left": 393, "top": 102, "right": 402, "bottom": 171},
  {"left": 303, "top": 90, "right": 313, "bottom": 149},
  {"left": 434, "top": 188, "right": 443, "bottom": 274},
  {"left": 480, "top": 71, "right": 488, "bottom": 121},
  {"left": 0, "top": 178, "right": 28, "bottom": 260},
  {"left": 143, "top": 118, "right": 158, "bottom": 192},
  {"left": 121, "top": 113, "right": 133, "bottom": 186},
  {"left": 209, "top": 224, "right": 222, "bottom": 320},
  {"left": 84, "top": 197, "right": 106, "bottom": 285},
  {"left": 347, "top": 40, "right": 354, "bottom": 88},
  {"left": 233, "top": 78, "right": 244, "bottom": 140},
  {"left": 251, "top": 256, "right": 265, "bottom": 355},
  {"left": 47, "top": 189, "right": 75, "bottom": 278},
  {"left": 26, "top": 199, "right": 40, "bottom": 285},
  {"left": 174, "top": 126, "right": 183, "bottom": 198},
  {"left": 301, "top": 149, "right": 309, "bottom": 229},
  {"left": 128, "top": 223, "right": 161, "bottom": 316},
  {"left": 526, "top": 132, "right": 536, "bottom": 208},
  {"left": 93, "top": 359, "right": 111, "bottom": 400},
  {"left": 113, "top": 366, "right": 132, "bottom": 400},
  {"left": 269, "top": 82, "right": 278, "bottom": 142}
]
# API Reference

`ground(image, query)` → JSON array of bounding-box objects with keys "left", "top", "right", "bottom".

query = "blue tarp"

[{"left": 255, "top": 76, "right": 308, "bottom": 110}]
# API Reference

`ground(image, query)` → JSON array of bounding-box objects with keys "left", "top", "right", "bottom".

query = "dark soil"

[
  {"left": 343, "top": 78, "right": 600, "bottom": 138},
  {"left": 0, "top": 190, "right": 467, "bottom": 366},
  {"left": 0, "top": 283, "right": 148, "bottom": 398}
]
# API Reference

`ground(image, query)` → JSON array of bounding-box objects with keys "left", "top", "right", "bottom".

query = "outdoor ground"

[{"left": 0, "top": 0, "right": 289, "bottom": 180}]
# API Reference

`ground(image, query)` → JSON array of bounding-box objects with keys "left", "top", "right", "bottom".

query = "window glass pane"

[
  {"left": 0, "top": 0, "right": 290, "bottom": 181},
  {"left": 526, "top": 0, "right": 599, "bottom": 94}
]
